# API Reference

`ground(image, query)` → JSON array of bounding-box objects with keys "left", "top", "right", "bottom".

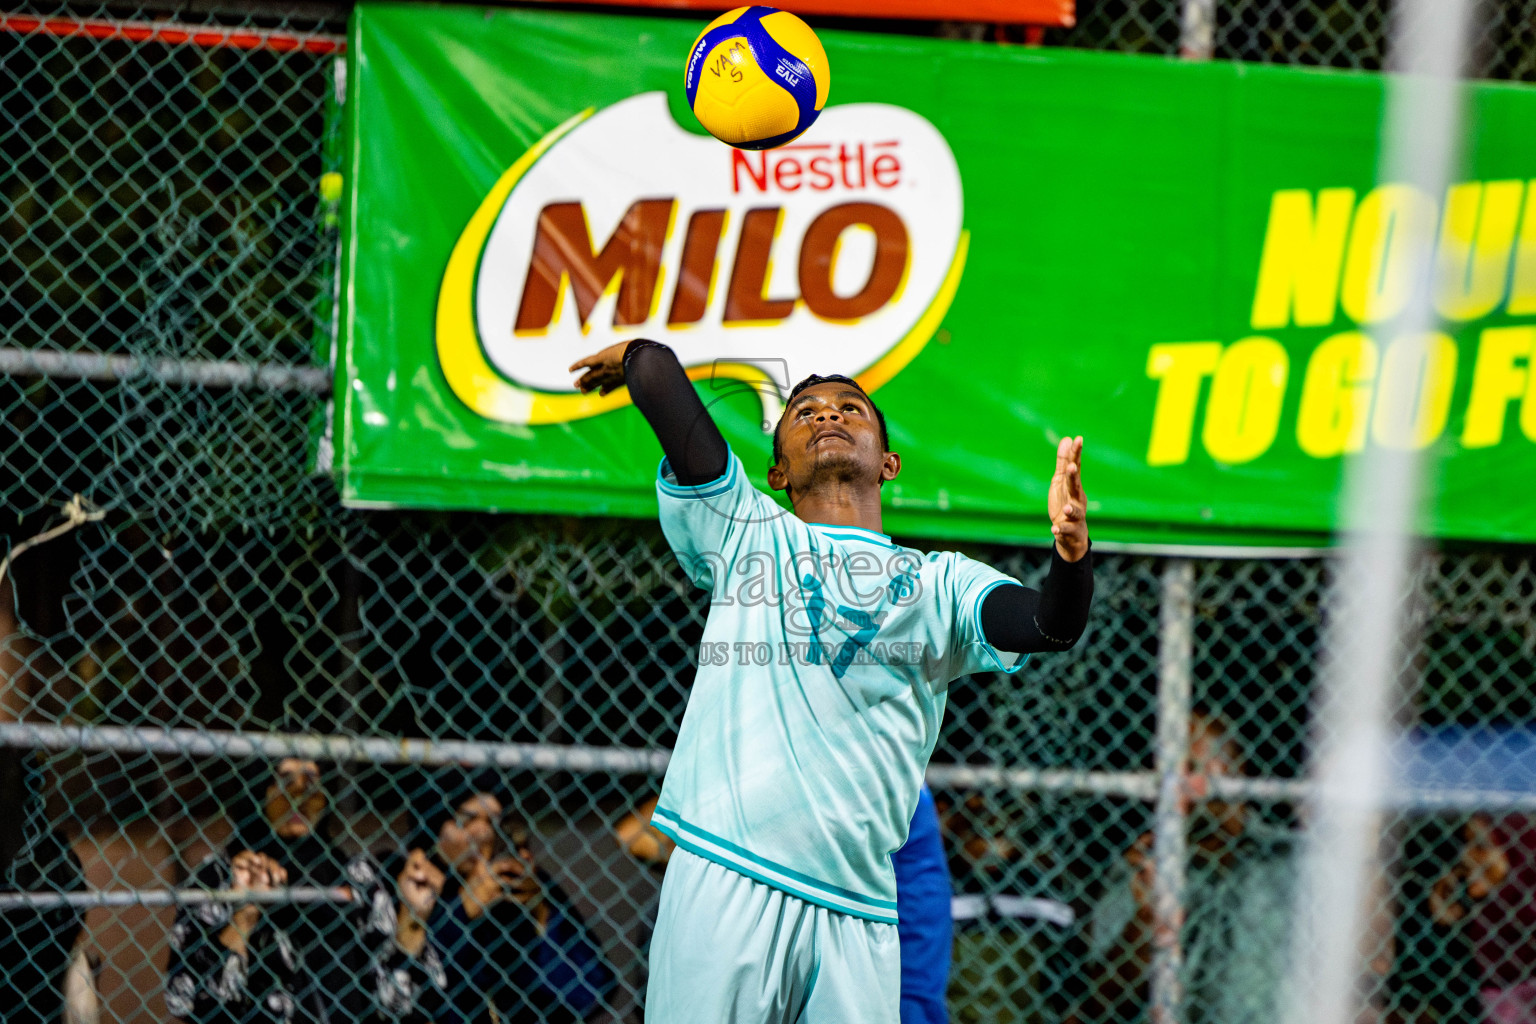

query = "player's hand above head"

[
  {"left": 1048, "top": 435, "right": 1089, "bottom": 562},
  {"left": 568, "top": 340, "right": 635, "bottom": 397}
]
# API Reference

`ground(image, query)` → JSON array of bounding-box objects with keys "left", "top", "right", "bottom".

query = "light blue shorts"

[{"left": 646, "top": 848, "right": 901, "bottom": 1024}]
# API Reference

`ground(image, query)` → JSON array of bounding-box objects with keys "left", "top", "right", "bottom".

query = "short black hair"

[{"left": 770, "top": 374, "right": 890, "bottom": 468}]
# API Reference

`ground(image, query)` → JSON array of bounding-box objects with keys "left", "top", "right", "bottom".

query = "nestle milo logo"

[{"left": 435, "top": 92, "right": 966, "bottom": 426}]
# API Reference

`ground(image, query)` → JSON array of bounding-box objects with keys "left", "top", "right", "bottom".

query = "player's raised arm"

[
  {"left": 979, "top": 436, "right": 1094, "bottom": 654},
  {"left": 569, "top": 339, "right": 728, "bottom": 485}
]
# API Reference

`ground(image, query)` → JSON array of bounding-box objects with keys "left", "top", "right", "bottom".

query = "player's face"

[{"left": 771, "top": 383, "right": 892, "bottom": 496}]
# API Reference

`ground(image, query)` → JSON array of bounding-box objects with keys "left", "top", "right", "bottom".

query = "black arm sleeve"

[
  {"left": 622, "top": 339, "right": 729, "bottom": 485},
  {"left": 979, "top": 544, "right": 1094, "bottom": 654}
]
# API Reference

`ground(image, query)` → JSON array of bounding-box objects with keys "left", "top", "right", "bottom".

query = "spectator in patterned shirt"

[
  {"left": 346, "top": 847, "right": 451, "bottom": 1023},
  {"left": 165, "top": 847, "right": 300, "bottom": 1024},
  {"left": 167, "top": 758, "right": 367, "bottom": 1024}
]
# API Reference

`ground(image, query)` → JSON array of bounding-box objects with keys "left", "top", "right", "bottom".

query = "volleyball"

[{"left": 684, "top": 6, "right": 830, "bottom": 151}]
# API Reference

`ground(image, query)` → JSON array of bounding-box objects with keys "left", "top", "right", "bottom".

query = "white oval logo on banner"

[{"left": 436, "top": 91, "right": 966, "bottom": 426}]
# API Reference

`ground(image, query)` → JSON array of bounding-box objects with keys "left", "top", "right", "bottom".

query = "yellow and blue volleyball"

[{"left": 684, "top": 6, "right": 830, "bottom": 151}]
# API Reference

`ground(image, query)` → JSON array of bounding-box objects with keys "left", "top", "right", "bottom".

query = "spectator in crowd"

[
  {"left": 613, "top": 794, "right": 675, "bottom": 1018},
  {"left": 944, "top": 790, "right": 1072, "bottom": 1024},
  {"left": 1063, "top": 710, "right": 1392, "bottom": 1024},
  {"left": 1388, "top": 814, "right": 1507, "bottom": 1023},
  {"left": 615, "top": 796, "right": 675, "bottom": 867},
  {"left": 435, "top": 793, "right": 614, "bottom": 1024},
  {"left": 167, "top": 757, "right": 368, "bottom": 1024},
  {"left": 1468, "top": 814, "right": 1536, "bottom": 1023},
  {"left": 435, "top": 789, "right": 505, "bottom": 888},
  {"left": 166, "top": 847, "right": 299, "bottom": 1023},
  {"left": 0, "top": 749, "right": 89, "bottom": 1024},
  {"left": 346, "top": 847, "right": 451, "bottom": 1024}
]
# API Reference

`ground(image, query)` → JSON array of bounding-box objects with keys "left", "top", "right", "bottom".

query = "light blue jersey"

[{"left": 650, "top": 449, "right": 1028, "bottom": 925}]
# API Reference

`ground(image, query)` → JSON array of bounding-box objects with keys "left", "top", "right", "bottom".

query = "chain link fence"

[
  {"left": 3, "top": 2, "right": 1536, "bottom": 1022},
  {"left": 1056, "top": 0, "right": 1536, "bottom": 79}
]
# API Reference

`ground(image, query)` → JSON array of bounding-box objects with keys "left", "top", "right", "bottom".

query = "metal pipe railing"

[
  {"left": 0, "top": 347, "right": 332, "bottom": 395},
  {"left": 1, "top": 722, "right": 1529, "bottom": 807},
  {"left": 0, "top": 887, "right": 351, "bottom": 910}
]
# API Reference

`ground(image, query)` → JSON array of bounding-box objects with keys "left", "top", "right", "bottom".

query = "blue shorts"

[
  {"left": 895, "top": 785, "right": 953, "bottom": 1024},
  {"left": 646, "top": 848, "right": 901, "bottom": 1024}
]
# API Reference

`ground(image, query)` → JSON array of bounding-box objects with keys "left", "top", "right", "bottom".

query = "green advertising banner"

[{"left": 338, "top": 3, "right": 1536, "bottom": 546}]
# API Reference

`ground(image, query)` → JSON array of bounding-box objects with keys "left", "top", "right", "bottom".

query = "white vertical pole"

[
  {"left": 1286, "top": 3, "right": 1473, "bottom": 1024},
  {"left": 1180, "top": 0, "right": 1216, "bottom": 60},
  {"left": 1165, "top": 19, "right": 1215, "bottom": 1017},
  {"left": 1151, "top": 558, "right": 1195, "bottom": 1024}
]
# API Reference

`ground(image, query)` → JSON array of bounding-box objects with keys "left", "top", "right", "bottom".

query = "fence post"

[
  {"left": 1176, "top": 44, "right": 1211, "bottom": 924},
  {"left": 1151, "top": 558, "right": 1195, "bottom": 1024},
  {"left": 1180, "top": 0, "right": 1216, "bottom": 59}
]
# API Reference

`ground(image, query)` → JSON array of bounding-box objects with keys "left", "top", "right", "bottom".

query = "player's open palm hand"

[
  {"left": 1048, "top": 435, "right": 1088, "bottom": 561},
  {"left": 569, "top": 341, "right": 633, "bottom": 396}
]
